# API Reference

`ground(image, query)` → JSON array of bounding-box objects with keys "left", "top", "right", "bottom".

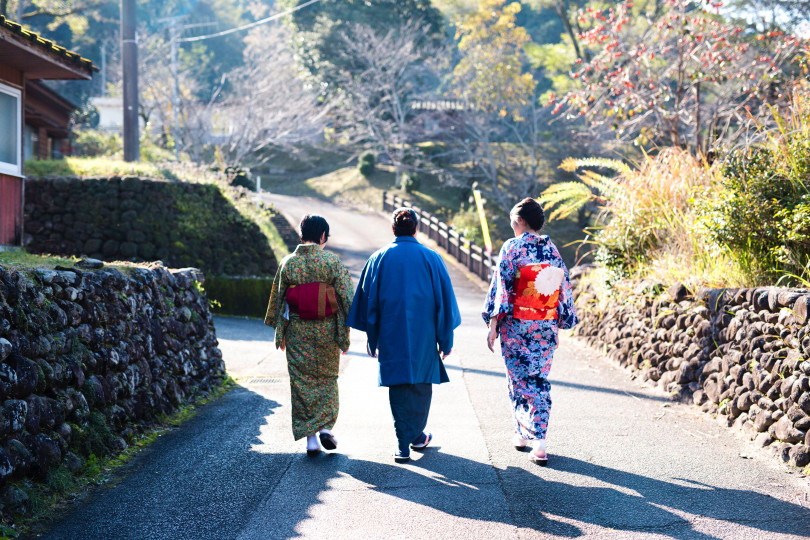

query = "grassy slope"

[
  {"left": 261, "top": 164, "right": 466, "bottom": 215},
  {"left": 0, "top": 248, "right": 150, "bottom": 277}
]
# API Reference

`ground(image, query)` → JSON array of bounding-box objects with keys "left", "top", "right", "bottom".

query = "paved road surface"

[{"left": 38, "top": 194, "right": 810, "bottom": 539}]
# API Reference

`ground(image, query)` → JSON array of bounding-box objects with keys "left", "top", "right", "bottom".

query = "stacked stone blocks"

[
  {"left": 575, "top": 279, "right": 810, "bottom": 468},
  {"left": 0, "top": 260, "right": 225, "bottom": 518}
]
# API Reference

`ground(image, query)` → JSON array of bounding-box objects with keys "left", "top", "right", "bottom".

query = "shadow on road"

[
  {"left": 37, "top": 387, "right": 285, "bottom": 539},
  {"left": 267, "top": 448, "right": 810, "bottom": 539},
  {"left": 212, "top": 316, "right": 274, "bottom": 342},
  {"left": 38, "top": 383, "right": 810, "bottom": 539}
]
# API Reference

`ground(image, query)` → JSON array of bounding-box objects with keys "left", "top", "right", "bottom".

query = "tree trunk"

[
  {"left": 556, "top": 0, "right": 586, "bottom": 61},
  {"left": 694, "top": 82, "right": 701, "bottom": 156}
]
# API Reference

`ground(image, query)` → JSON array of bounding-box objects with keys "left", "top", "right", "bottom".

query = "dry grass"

[{"left": 576, "top": 147, "right": 754, "bottom": 289}]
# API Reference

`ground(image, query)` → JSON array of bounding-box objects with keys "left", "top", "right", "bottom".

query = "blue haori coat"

[{"left": 346, "top": 236, "right": 462, "bottom": 387}]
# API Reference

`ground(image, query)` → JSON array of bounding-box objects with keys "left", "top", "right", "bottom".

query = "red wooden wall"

[{"left": 0, "top": 173, "right": 22, "bottom": 245}]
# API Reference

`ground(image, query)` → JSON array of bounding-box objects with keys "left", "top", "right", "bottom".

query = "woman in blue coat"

[{"left": 347, "top": 208, "right": 461, "bottom": 463}]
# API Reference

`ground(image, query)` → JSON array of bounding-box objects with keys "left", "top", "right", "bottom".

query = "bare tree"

[
  {"left": 213, "top": 25, "right": 329, "bottom": 166},
  {"left": 446, "top": 99, "right": 572, "bottom": 215},
  {"left": 333, "top": 21, "right": 446, "bottom": 186},
  {"left": 133, "top": 24, "right": 327, "bottom": 165},
  {"left": 1, "top": 0, "right": 110, "bottom": 22}
]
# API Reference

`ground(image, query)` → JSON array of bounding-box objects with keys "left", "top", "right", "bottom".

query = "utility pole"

[{"left": 121, "top": 0, "right": 139, "bottom": 162}]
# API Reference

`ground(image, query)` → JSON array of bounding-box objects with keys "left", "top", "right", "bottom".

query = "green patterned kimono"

[{"left": 265, "top": 244, "right": 354, "bottom": 440}]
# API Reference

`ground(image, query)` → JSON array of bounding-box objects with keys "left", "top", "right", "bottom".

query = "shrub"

[
  {"left": 204, "top": 276, "right": 274, "bottom": 317},
  {"left": 400, "top": 172, "right": 421, "bottom": 193},
  {"left": 73, "top": 129, "right": 122, "bottom": 157},
  {"left": 224, "top": 166, "right": 254, "bottom": 191},
  {"left": 358, "top": 151, "right": 376, "bottom": 177},
  {"left": 359, "top": 151, "right": 376, "bottom": 167},
  {"left": 450, "top": 205, "right": 485, "bottom": 246},
  {"left": 697, "top": 85, "right": 810, "bottom": 284},
  {"left": 419, "top": 143, "right": 452, "bottom": 167},
  {"left": 699, "top": 148, "right": 810, "bottom": 283},
  {"left": 541, "top": 148, "right": 740, "bottom": 289},
  {"left": 139, "top": 135, "right": 175, "bottom": 163}
]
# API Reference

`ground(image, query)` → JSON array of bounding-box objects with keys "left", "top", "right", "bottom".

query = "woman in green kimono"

[{"left": 265, "top": 215, "right": 354, "bottom": 456}]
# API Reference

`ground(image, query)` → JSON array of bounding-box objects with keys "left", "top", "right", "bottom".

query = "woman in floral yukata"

[
  {"left": 265, "top": 215, "right": 354, "bottom": 457},
  {"left": 482, "top": 198, "right": 578, "bottom": 465}
]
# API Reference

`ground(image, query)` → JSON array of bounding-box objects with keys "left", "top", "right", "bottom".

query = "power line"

[{"left": 178, "top": 0, "right": 322, "bottom": 43}]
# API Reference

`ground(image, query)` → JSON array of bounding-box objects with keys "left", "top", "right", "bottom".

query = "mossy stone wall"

[
  {"left": 24, "top": 176, "right": 277, "bottom": 277},
  {"left": 0, "top": 262, "right": 225, "bottom": 520}
]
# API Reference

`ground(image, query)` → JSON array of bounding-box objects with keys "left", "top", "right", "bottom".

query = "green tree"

[
  {"left": 446, "top": 0, "right": 561, "bottom": 215},
  {"left": 452, "top": 0, "right": 536, "bottom": 119}
]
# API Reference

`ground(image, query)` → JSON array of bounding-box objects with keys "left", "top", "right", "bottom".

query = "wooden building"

[
  {"left": 0, "top": 15, "right": 95, "bottom": 246},
  {"left": 25, "top": 80, "right": 80, "bottom": 160}
]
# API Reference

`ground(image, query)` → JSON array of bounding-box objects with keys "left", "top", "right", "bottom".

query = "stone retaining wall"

[
  {"left": 24, "top": 176, "right": 277, "bottom": 277},
  {"left": 574, "top": 278, "right": 810, "bottom": 467},
  {"left": 0, "top": 260, "right": 225, "bottom": 519}
]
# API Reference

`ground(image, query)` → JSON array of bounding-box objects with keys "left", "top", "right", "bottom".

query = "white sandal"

[
  {"left": 528, "top": 448, "right": 548, "bottom": 466},
  {"left": 512, "top": 434, "right": 529, "bottom": 450}
]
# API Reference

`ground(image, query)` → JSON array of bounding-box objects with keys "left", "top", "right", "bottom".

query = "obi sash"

[
  {"left": 509, "top": 263, "right": 564, "bottom": 320},
  {"left": 286, "top": 282, "right": 339, "bottom": 320}
]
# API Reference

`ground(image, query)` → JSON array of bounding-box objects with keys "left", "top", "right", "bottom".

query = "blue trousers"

[{"left": 388, "top": 383, "right": 432, "bottom": 453}]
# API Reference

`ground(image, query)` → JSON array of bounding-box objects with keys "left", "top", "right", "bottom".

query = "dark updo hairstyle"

[
  {"left": 299, "top": 214, "right": 330, "bottom": 244},
  {"left": 510, "top": 197, "right": 545, "bottom": 232},
  {"left": 392, "top": 207, "right": 419, "bottom": 237}
]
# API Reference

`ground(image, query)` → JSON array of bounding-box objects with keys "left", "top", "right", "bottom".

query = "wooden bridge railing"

[{"left": 383, "top": 191, "right": 496, "bottom": 283}]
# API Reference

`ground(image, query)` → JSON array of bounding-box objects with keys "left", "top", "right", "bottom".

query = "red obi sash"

[
  {"left": 509, "top": 263, "right": 564, "bottom": 320},
  {"left": 286, "top": 282, "right": 339, "bottom": 320}
]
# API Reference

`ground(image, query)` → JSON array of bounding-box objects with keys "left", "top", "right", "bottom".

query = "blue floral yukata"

[{"left": 482, "top": 233, "right": 578, "bottom": 441}]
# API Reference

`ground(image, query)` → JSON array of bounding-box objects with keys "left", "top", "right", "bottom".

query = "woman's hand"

[
  {"left": 487, "top": 323, "right": 498, "bottom": 353},
  {"left": 278, "top": 338, "right": 285, "bottom": 352}
]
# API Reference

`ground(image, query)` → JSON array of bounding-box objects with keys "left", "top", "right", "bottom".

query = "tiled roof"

[{"left": 0, "top": 15, "right": 97, "bottom": 73}]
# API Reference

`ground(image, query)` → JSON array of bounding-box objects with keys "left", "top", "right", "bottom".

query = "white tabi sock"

[
  {"left": 306, "top": 434, "right": 320, "bottom": 451},
  {"left": 533, "top": 439, "right": 547, "bottom": 453}
]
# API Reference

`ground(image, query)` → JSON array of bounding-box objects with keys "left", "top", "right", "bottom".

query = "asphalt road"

[{"left": 37, "top": 194, "right": 810, "bottom": 539}]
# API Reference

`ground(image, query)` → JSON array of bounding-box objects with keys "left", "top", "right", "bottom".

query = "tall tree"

[
  {"left": 214, "top": 24, "right": 328, "bottom": 166},
  {"left": 333, "top": 21, "right": 445, "bottom": 186},
  {"left": 448, "top": 0, "right": 558, "bottom": 213},
  {"left": 554, "top": 0, "right": 808, "bottom": 153},
  {"left": 281, "top": 0, "right": 445, "bottom": 94},
  {"left": 452, "top": 0, "right": 536, "bottom": 119},
  {"left": 728, "top": 0, "right": 810, "bottom": 33}
]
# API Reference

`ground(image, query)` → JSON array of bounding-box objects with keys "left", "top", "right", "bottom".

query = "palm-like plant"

[{"left": 538, "top": 157, "right": 628, "bottom": 221}]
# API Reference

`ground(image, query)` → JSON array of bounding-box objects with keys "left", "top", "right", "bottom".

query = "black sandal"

[
  {"left": 319, "top": 432, "right": 338, "bottom": 451},
  {"left": 410, "top": 432, "right": 432, "bottom": 451}
]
